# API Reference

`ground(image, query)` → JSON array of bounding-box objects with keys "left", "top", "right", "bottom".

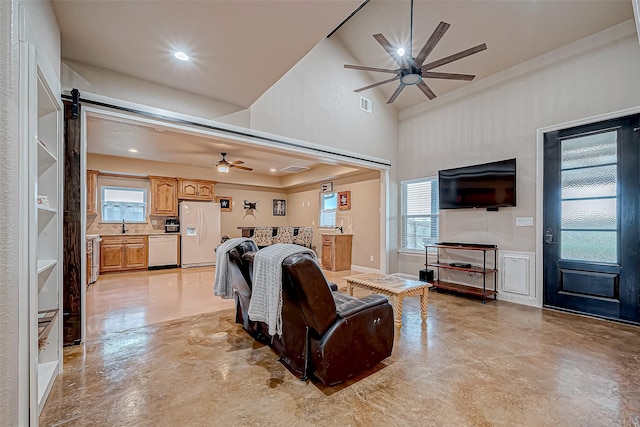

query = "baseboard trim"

[{"left": 350, "top": 265, "right": 382, "bottom": 274}]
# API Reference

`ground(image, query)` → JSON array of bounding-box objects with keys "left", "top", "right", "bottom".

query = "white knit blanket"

[
  {"left": 213, "top": 238, "right": 253, "bottom": 299},
  {"left": 248, "top": 244, "right": 317, "bottom": 336}
]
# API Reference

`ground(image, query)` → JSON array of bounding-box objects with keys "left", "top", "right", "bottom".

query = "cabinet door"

[
  {"left": 321, "top": 236, "right": 334, "bottom": 270},
  {"left": 179, "top": 180, "right": 199, "bottom": 199},
  {"left": 321, "top": 244, "right": 333, "bottom": 270},
  {"left": 100, "top": 243, "right": 124, "bottom": 272},
  {"left": 197, "top": 182, "right": 214, "bottom": 200},
  {"left": 124, "top": 242, "right": 148, "bottom": 269},
  {"left": 150, "top": 177, "right": 178, "bottom": 215},
  {"left": 334, "top": 235, "right": 353, "bottom": 271},
  {"left": 86, "top": 170, "right": 99, "bottom": 215}
]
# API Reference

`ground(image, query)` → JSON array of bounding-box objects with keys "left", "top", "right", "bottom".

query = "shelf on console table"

[{"left": 426, "top": 243, "right": 498, "bottom": 303}]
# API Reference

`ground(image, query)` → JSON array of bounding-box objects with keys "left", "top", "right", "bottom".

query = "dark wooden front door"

[{"left": 543, "top": 114, "right": 640, "bottom": 324}]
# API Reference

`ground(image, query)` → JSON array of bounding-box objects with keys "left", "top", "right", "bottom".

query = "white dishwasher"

[{"left": 148, "top": 234, "right": 179, "bottom": 269}]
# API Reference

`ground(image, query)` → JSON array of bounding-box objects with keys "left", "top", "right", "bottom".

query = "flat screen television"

[{"left": 438, "top": 158, "right": 516, "bottom": 210}]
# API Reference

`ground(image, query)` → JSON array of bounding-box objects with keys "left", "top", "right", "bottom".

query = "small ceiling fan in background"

[
  {"left": 344, "top": 0, "right": 487, "bottom": 104},
  {"left": 213, "top": 152, "right": 253, "bottom": 173}
]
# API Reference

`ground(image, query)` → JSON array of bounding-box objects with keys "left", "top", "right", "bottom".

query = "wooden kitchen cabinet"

[
  {"left": 321, "top": 234, "right": 353, "bottom": 272},
  {"left": 86, "top": 169, "right": 99, "bottom": 215},
  {"left": 149, "top": 176, "right": 178, "bottom": 215},
  {"left": 178, "top": 179, "right": 215, "bottom": 201},
  {"left": 100, "top": 235, "right": 148, "bottom": 273}
]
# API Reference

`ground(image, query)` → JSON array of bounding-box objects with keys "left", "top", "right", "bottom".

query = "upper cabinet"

[
  {"left": 149, "top": 176, "right": 178, "bottom": 215},
  {"left": 178, "top": 179, "right": 215, "bottom": 201},
  {"left": 86, "top": 169, "right": 99, "bottom": 215}
]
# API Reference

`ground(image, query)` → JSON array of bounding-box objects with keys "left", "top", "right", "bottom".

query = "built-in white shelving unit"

[{"left": 22, "top": 40, "right": 63, "bottom": 421}]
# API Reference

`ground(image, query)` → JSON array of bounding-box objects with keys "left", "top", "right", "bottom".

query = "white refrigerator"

[{"left": 180, "top": 201, "right": 221, "bottom": 268}]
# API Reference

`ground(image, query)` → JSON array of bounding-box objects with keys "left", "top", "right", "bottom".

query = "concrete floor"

[{"left": 41, "top": 271, "right": 640, "bottom": 426}]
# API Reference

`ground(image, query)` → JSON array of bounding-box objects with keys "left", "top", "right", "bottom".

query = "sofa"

[{"left": 226, "top": 240, "right": 394, "bottom": 385}]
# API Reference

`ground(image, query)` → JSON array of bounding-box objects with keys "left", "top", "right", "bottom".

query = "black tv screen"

[{"left": 438, "top": 158, "right": 516, "bottom": 209}]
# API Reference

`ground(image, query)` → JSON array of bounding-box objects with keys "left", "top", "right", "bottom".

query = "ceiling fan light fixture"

[
  {"left": 400, "top": 67, "right": 422, "bottom": 85},
  {"left": 217, "top": 162, "right": 230, "bottom": 173},
  {"left": 396, "top": 47, "right": 406, "bottom": 56}
]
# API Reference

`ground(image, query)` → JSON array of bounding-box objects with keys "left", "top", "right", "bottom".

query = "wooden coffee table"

[{"left": 345, "top": 273, "right": 430, "bottom": 328}]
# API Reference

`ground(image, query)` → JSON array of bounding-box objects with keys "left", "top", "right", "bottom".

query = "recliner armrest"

[{"left": 334, "top": 294, "right": 389, "bottom": 318}]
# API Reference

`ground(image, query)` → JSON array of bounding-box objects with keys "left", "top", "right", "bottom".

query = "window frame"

[
  {"left": 401, "top": 176, "right": 439, "bottom": 252},
  {"left": 319, "top": 191, "right": 338, "bottom": 229},
  {"left": 100, "top": 185, "right": 148, "bottom": 224}
]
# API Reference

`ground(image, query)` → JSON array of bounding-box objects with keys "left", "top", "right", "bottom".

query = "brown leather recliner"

[
  {"left": 282, "top": 253, "right": 394, "bottom": 385},
  {"left": 231, "top": 249, "right": 393, "bottom": 385},
  {"left": 226, "top": 240, "right": 259, "bottom": 334}
]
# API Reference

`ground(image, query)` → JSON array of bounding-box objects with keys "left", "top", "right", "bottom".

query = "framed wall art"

[
  {"left": 216, "top": 196, "right": 232, "bottom": 212},
  {"left": 338, "top": 191, "right": 351, "bottom": 210},
  {"left": 273, "top": 199, "right": 286, "bottom": 216}
]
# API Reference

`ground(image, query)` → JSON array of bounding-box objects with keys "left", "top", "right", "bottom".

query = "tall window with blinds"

[{"left": 401, "top": 177, "right": 439, "bottom": 250}]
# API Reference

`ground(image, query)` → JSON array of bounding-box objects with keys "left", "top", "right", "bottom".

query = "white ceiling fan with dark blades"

[
  {"left": 213, "top": 152, "right": 253, "bottom": 173},
  {"left": 344, "top": 0, "right": 487, "bottom": 104}
]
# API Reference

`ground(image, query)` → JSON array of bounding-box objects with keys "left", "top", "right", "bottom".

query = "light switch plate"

[{"left": 516, "top": 217, "right": 534, "bottom": 227}]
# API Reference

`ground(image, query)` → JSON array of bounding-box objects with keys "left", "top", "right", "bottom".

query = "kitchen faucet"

[
  {"left": 335, "top": 226, "right": 343, "bottom": 234},
  {"left": 122, "top": 219, "right": 128, "bottom": 234}
]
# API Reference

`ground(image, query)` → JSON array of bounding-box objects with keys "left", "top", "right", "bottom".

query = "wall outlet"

[
  {"left": 151, "top": 220, "right": 157, "bottom": 225},
  {"left": 312, "top": 220, "right": 315, "bottom": 226},
  {"left": 370, "top": 255, "right": 374, "bottom": 262}
]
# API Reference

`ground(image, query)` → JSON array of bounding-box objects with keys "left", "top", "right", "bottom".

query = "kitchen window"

[
  {"left": 319, "top": 192, "right": 338, "bottom": 228},
  {"left": 401, "top": 177, "right": 439, "bottom": 251},
  {"left": 101, "top": 186, "right": 147, "bottom": 223}
]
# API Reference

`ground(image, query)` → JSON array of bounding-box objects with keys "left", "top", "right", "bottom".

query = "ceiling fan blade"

[
  {"left": 423, "top": 71, "right": 476, "bottom": 81},
  {"left": 354, "top": 76, "right": 400, "bottom": 93},
  {"left": 387, "top": 84, "right": 406, "bottom": 104},
  {"left": 415, "top": 21, "right": 450, "bottom": 66},
  {"left": 417, "top": 81, "right": 437, "bottom": 100},
  {"left": 373, "top": 33, "right": 407, "bottom": 68},
  {"left": 344, "top": 64, "right": 399, "bottom": 74},
  {"left": 229, "top": 160, "right": 244, "bottom": 165},
  {"left": 231, "top": 165, "right": 253, "bottom": 171},
  {"left": 422, "top": 43, "right": 487, "bottom": 71}
]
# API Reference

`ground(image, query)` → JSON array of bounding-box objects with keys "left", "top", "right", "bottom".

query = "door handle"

[{"left": 544, "top": 228, "right": 557, "bottom": 244}]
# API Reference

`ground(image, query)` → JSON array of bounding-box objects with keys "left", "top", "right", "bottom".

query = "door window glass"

[{"left": 560, "top": 130, "right": 617, "bottom": 263}]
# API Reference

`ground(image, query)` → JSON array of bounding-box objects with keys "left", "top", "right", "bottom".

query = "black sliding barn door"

[{"left": 543, "top": 114, "right": 640, "bottom": 324}]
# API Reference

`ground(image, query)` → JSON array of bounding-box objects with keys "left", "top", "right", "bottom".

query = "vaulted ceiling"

[{"left": 52, "top": 0, "right": 635, "bottom": 183}]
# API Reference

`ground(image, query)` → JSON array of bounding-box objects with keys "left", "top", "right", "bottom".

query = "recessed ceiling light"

[
  {"left": 173, "top": 51, "right": 190, "bottom": 61},
  {"left": 270, "top": 168, "right": 277, "bottom": 173},
  {"left": 396, "top": 47, "right": 405, "bottom": 56},
  {"left": 128, "top": 149, "right": 138, "bottom": 153}
]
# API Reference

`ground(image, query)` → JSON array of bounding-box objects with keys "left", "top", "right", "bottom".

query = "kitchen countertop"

[{"left": 95, "top": 232, "right": 181, "bottom": 237}]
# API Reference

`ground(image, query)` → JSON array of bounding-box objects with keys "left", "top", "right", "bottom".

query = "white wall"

[
  {"left": 20, "top": 0, "right": 60, "bottom": 85},
  {"left": 249, "top": 36, "right": 398, "bottom": 164},
  {"left": 62, "top": 60, "right": 250, "bottom": 128},
  {"left": 396, "top": 20, "right": 640, "bottom": 276},
  {"left": 1, "top": 2, "right": 20, "bottom": 424}
]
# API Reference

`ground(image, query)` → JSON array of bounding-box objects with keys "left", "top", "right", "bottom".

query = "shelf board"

[
  {"left": 37, "top": 205, "right": 57, "bottom": 214},
  {"left": 427, "top": 244, "right": 497, "bottom": 251},
  {"left": 37, "top": 139, "right": 57, "bottom": 175},
  {"left": 428, "top": 263, "right": 497, "bottom": 274},
  {"left": 37, "top": 360, "right": 59, "bottom": 413},
  {"left": 37, "top": 259, "right": 57, "bottom": 274},
  {"left": 431, "top": 280, "right": 497, "bottom": 299}
]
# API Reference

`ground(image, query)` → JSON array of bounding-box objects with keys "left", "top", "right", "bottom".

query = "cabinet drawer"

[{"left": 101, "top": 235, "right": 147, "bottom": 245}]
